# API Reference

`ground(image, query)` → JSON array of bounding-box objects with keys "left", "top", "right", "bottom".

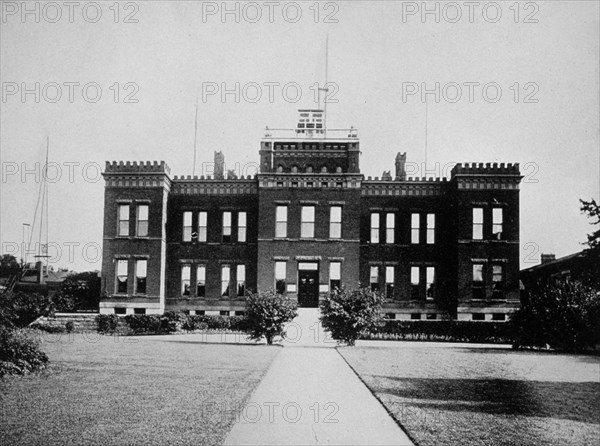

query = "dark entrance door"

[{"left": 298, "top": 270, "right": 319, "bottom": 308}]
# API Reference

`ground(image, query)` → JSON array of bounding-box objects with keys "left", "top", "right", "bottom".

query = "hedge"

[{"left": 363, "top": 320, "right": 514, "bottom": 343}]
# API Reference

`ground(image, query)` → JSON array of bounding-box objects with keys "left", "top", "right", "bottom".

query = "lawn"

[
  {"left": 0, "top": 331, "right": 281, "bottom": 446},
  {"left": 339, "top": 343, "right": 600, "bottom": 446}
]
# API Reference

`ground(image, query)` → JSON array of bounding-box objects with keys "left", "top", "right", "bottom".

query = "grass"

[
  {"left": 0, "top": 331, "right": 280, "bottom": 446},
  {"left": 339, "top": 343, "right": 600, "bottom": 446}
]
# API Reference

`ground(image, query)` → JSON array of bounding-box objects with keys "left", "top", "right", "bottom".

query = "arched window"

[
  {"left": 277, "top": 165, "right": 284, "bottom": 173},
  {"left": 321, "top": 166, "right": 328, "bottom": 173},
  {"left": 306, "top": 165, "right": 313, "bottom": 173},
  {"left": 291, "top": 165, "right": 298, "bottom": 173},
  {"left": 336, "top": 166, "right": 342, "bottom": 173}
]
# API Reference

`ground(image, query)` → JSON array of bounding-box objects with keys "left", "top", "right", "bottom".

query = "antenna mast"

[
  {"left": 192, "top": 95, "right": 199, "bottom": 176},
  {"left": 324, "top": 34, "right": 329, "bottom": 138}
]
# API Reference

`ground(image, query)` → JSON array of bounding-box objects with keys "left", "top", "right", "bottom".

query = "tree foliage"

[
  {"left": 511, "top": 280, "right": 600, "bottom": 352},
  {"left": 580, "top": 198, "right": 600, "bottom": 286},
  {"left": 243, "top": 290, "right": 298, "bottom": 344},
  {"left": 320, "top": 287, "right": 384, "bottom": 346},
  {"left": 54, "top": 271, "right": 101, "bottom": 312}
]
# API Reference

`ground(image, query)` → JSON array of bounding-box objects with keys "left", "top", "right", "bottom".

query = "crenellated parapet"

[
  {"left": 104, "top": 160, "right": 171, "bottom": 175},
  {"left": 362, "top": 176, "right": 449, "bottom": 196},
  {"left": 171, "top": 176, "right": 258, "bottom": 195},
  {"left": 451, "top": 162, "right": 522, "bottom": 190},
  {"left": 451, "top": 162, "right": 520, "bottom": 176}
]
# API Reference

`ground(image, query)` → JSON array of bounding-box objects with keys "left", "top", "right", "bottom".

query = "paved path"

[{"left": 223, "top": 309, "right": 413, "bottom": 445}]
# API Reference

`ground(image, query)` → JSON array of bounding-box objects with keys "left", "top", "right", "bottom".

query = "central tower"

[{"left": 256, "top": 109, "right": 362, "bottom": 307}]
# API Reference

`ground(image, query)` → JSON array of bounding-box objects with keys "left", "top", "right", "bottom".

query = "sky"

[{"left": 1, "top": 0, "right": 599, "bottom": 272}]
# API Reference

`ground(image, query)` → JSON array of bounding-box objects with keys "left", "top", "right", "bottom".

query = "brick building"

[{"left": 100, "top": 110, "right": 522, "bottom": 321}]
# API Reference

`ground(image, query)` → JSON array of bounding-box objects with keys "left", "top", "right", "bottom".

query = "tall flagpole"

[{"left": 192, "top": 95, "right": 199, "bottom": 176}]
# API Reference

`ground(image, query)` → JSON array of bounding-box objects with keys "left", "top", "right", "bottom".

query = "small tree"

[
  {"left": 243, "top": 290, "right": 298, "bottom": 345},
  {"left": 320, "top": 286, "right": 384, "bottom": 346}
]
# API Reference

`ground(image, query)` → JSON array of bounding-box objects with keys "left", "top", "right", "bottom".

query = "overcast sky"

[{"left": 1, "top": 0, "right": 598, "bottom": 271}]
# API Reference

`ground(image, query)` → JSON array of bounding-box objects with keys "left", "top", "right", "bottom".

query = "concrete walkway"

[{"left": 223, "top": 309, "right": 413, "bottom": 445}]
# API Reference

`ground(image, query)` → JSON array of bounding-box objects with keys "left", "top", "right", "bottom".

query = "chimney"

[
  {"left": 395, "top": 152, "right": 407, "bottom": 180},
  {"left": 214, "top": 151, "right": 225, "bottom": 180},
  {"left": 541, "top": 254, "right": 556, "bottom": 264}
]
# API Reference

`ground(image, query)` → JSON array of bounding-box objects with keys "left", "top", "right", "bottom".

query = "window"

[
  {"left": 330, "top": 206, "right": 342, "bottom": 239},
  {"left": 116, "top": 259, "right": 128, "bottom": 294},
  {"left": 385, "top": 266, "right": 395, "bottom": 299},
  {"left": 426, "top": 313, "right": 436, "bottom": 320},
  {"left": 370, "top": 266, "right": 379, "bottom": 291},
  {"left": 472, "top": 313, "right": 485, "bottom": 321},
  {"left": 492, "top": 264, "right": 504, "bottom": 298},
  {"left": 134, "top": 308, "right": 146, "bottom": 315},
  {"left": 472, "top": 263, "right": 485, "bottom": 299},
  {"left": 238, "top": 212, "right": 247, "bottom": 243},
  {"left": 473, "top": 208, "right": 484, "bottom": 240},
  {"left": 411, "top": 313, "right": 422, "bottom": 320},
  {"left": 135, "top": 260, "right": 147, "bottom": 294},
  {"left": 275, "top": 262, "right": 286, "bottom": 294},
  {"left": 492, "top": 208, "right": 503, "bottom": 240},
  {"left": 426, "top": 214, "right": 435, "bottom": 244},
  {"left": 301, "top": 206, "right": 315, "bottom": 238},
  {"left": 221, "top": 265, "right": 231, "bottom": 297},
  {"left": 196, "top": 265, "right": 206, "bottom": 297},
  {"left": 118, "top": 205, "right": 129, "bottom": 236},
  {"left": 411, "top": 213, "right": 420, "bottom": 244},
  {"left": 492, "top": 313, "right": 506, "bottom": 321},
  {"left": 222, "top": 212, "right": 232, "bottom": 242},
  {"left": 370, "top": 213, "right": 380, "bottom": 243},
  {"left": 198, "top": 211, "right": 207, "bottom": 242},
  {"left": 411, "top": 266, "right": 420, "bottom": 300},
  {"left": 386, "top": 213, "right": 395, "bottom": 244},
  {"left": 275, "top": 206, "right": 287, "bottom": 238},
  {"left": 426, "top": 267, "right": 435, "bottom": 300},
  {"left": 115, "top": 307, "right": 126, "bottom": 315},
  {"left": 136, "top": 205, "right": 148, "bottom": 237},
  {"left": 330, "top": 261, "right": 341, "bottom": 291},
  {"left": 183, "top": 212, "right": 192, "bottom": 242},
  {"left": 237, "top": 265, "right": 246, "bottom": 296},
  {"left": 181, "top": 265, "right": 191, "bottom": 296}
]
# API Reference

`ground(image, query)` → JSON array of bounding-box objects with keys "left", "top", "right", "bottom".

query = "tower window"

[
  {"left": 183, "top": 212, "right": 192, "bottom": 242},
  {"left": 426, "top": 214, "right": 435, "bottom": 244},
  {"left": 370, "top": 213, "right": 380, "bottom": 244},
  {"left": 385, "top": 266, "right": 395, "bottom": 299},
  {"left": 238, "top": 212, "right": 247, "bottom": 243},
  {"left": 473, "top": 208, "right": 484, "bottom": 240},
  {"left": 181, "top": 265, "right": 191, "bottom": 296},
  {"left": 330, "top": 261, "right": 341, "bottom": 291},
  {"left": 411, "top": 213, "right": 420, "bottom": 244},
  {"left": 221, "top": 265, "right": 231, "bottom": 297},
  {"left": 116, "top": 260, "right": 128, "bottom": 294},
  {"left": 275, "top": 206, "right": 287, "bottom": 238},
  {"left": 472, "top": 263, "right": 485, "bottom": 299},
  {"left": 386, "top": 213, "right": 395, "bottom": 244},
  {"left": 301, "top": 206, "right": 315, "bottom": 238},
  {"left": 237, "top": 265, "right": 246, "bottom": 297},
  {"left": 118, "top": 205, "right": 129, "bottom": 237},
  {"left": 222, "top": 212, "right": 232, "bottom": 243},
  {"left": 493, "top": 208, "right": 503, "bottom": 240},
  {"left": 492, "top": 264, "right": 504, "bottom": 298},
  {"left": 198, "top": 211, "right": 207, "bottom": 242},
  {"left": 196, "top": 265, "right": 206, "bottom": 297},
  {"left": 426, "top": 267, "right": 435, "bottom": 300},
  {"left": 370, "top": 266, "right": 379, "bottom": 292},
  {"left": 135, "top": 260, "right": 147, "bottom": 295},
  {"left": 411, "top": 266, "right": 420, "bottom": 300},
  {"left": 136, "top": 205, "right": 148, "bottom": 237},
  {"left": 330, "top": 206, "right": 342, "bottom": 239},
  {"left": 275, "top": 261, "right": 286, "bottom": 294}
]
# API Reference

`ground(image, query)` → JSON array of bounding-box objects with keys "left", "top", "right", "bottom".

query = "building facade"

[{"left": 100, "top": 110, "right": 523, "bottom": 321}]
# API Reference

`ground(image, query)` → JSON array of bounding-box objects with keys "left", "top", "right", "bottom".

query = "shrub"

[
  {"left": 243, "top": 290, "right": 297, "bottom": 344},
  {"left": 123, "top": 315, "right": 177, "bottom": 335},
  {"left": 65, "top": 321, "right": 74, "bottom": 333},
  {"left": 366, "top": 320, "right": 513, "bottom": 343},
  {"left": 96, "top": 314, "right": 119, "bottom": 334},
  {"left": 181, "top": 315, "right": 247, "bottom": 332},
  {"left": 53, "top": 271, "right": 101, "bottom": 312},
  {"left": 30, "top": 324, "right": 66, "bottom": 334},
  {"left": 0, "top": 291, "right": 52, "bottom": 328},
  {"left": 0, "top": 328, "right": 48, "bottom": 376},
  {"left": 511, "top": 281, "right": 600, "bottom": 351},
  {"left": 320, "top": 287, "right": 384, "bottom": 346}
]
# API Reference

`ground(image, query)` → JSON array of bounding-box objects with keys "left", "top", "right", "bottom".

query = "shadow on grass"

[{"left": 374, "top": 376, "right": 600, "bottom": 424}]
